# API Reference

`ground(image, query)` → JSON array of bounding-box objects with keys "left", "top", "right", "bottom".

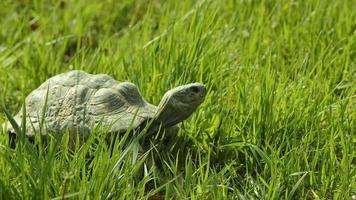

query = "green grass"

[{"left": 0, "top": 0, "right": 355, "bottom": 199}]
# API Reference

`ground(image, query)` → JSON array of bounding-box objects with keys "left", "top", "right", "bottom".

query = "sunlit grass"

[{"left": 0, "top": 0, "right": 355, "bottom": 199}]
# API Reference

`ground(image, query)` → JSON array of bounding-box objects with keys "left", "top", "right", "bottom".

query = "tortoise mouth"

[{"left": 200, "top": 86, "right": 207, "bottom": 96}]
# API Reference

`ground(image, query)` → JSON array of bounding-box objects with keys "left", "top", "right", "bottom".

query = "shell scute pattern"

[
  {"left": 89, "top": 88, "right": 127, "bottom": 115},
  {"left": 11, "top": 71, "right": 153, "bottom": 135}
]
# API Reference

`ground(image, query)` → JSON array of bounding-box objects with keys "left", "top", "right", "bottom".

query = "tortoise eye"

[{"left": 191, "top": 86, "right": 199, "bottom": 93}]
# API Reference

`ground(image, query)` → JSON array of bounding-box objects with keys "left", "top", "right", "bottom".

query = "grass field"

[{"left": 0, "top": 0, "right": 355, "bottom": 199}]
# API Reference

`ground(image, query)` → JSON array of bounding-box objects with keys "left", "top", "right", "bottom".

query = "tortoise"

[{"left": 4, "top": 70, "right": 206, "bottom": 146}]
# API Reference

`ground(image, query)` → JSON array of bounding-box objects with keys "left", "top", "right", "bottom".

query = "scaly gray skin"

[{"left": 5, "top": 70, "right": 206, "bottom": 144}]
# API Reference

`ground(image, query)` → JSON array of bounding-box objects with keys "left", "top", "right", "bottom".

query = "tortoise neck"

[
  {"left": 155, "top": 103, "right": 183, "bottom": 128},
  {"left": 143, "top": 106, "right": 182, "bottom": 138}
]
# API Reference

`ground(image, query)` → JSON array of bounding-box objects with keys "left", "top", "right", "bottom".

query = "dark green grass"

[{"left": 0, "top": 0, "right": 355, "bottom": 199}]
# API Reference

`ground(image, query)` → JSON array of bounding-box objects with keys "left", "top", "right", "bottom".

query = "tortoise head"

[{"left": 154, "top": 83, "right": 206, "bottom": 129}]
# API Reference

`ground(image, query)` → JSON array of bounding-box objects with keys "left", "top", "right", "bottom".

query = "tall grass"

[{"left": 0, "top": 0, "right": 355, "bottom": 199}]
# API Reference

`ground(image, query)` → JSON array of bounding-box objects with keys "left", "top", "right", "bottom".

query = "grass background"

[{"left": 0, "top": 0, "right": 355, "bottom": 199}]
